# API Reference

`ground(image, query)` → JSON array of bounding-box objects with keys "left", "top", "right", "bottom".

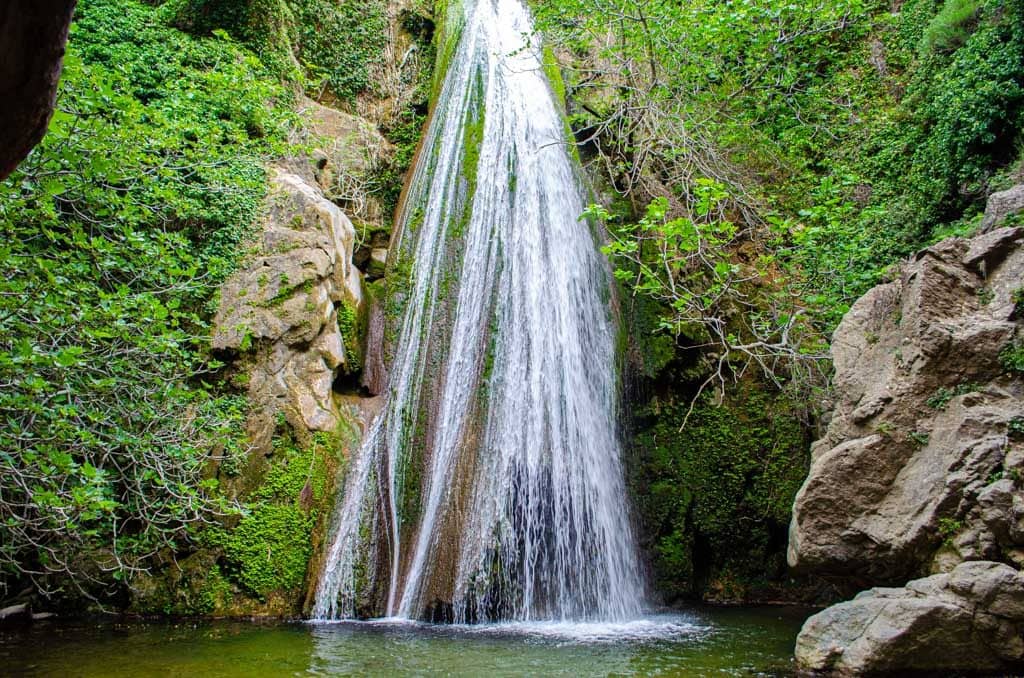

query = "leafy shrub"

[
  {"left": 938, "top": 516, "right": 964, "bottom": 543},
  {"left": 164, "top": 0, "right": 390, "bottom": 102},
  {"left": 919, "top": 0, "right": 982, "bottom": 55},
  {"left": 287, "top": 0, "right": 389, "bottom": 101},
  {"left": 537, "top": 0, "right": 1023, "bottom": 335},
  {"left": 161, "top": 0, "right": 299, "bottom": 78},
  {"left": 1000, "top": 339, "right": 1024, "bottom": 373},
  {"left": 1009, "top": 417, "right": 1024, "bottom": 438},
  {"left": 1013, "top": 287, "right": 1024, "bottom": 316},
  {"left": 0, "top": 0, "right": 289, "bottom": 600}
]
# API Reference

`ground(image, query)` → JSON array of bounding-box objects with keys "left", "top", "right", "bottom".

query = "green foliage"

[
  {"left": 337, "top": 301, "right": 363, "bottom": 374},
  {"left": 630, "top": 387, "right": 810, "bottom": 601},
  {"left": 537, "top": 0, "right": 1024, "bottom": 333},
  {"left": 908, "top": 430, "right": 930, "bottom": 447},
  {"left": 797, "top": 0, "right": 1024, "bottom": 322},
  {"left": 210, "top": 428, "right": 336, "bottom": 600},
  {"left": 1013, "top": 287, "right": 1024, "bottom": 316},
  {"left": 0, "top": 0, "right": 289, "bottom": 598},
  {"left": 164, "top": 0, "right": 390, "bottom": 102},
  {"left": 286, "top": 0, "right": 389, "bottom": 101},
  {"left": 919, "top": 0, "right": 982, "bottom": 55},
  {"left": 596, "top": 187, "right": 827, "bottom": 412},
  {"left": 161, "top": 0, "right": 299, "bottom": 78},
  {"left": 925, "top": 382, "right": 981, "bottom": 409},
  {"left": 927, "top": 387, "right": 955, "bottom": 409},
  {"left": 377, "top": 108, "right": 429, "bottom": 217},
  {"left": 938, "top": 516, "right": 964, "bottom": 543},
  {"left": 1000, "top": 338, "right": 1024, "bottom": 373},
  {"left": 598, "top": 189, "right": 739, "bottom": 342}
]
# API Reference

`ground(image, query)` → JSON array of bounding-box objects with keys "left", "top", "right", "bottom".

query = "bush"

[
  {"left": 1001, "top": 339, "right": 1024, "bottom": 373},
  {"left": 919, "top": 0, "right": 982, "bottom": 55},
  {"left": 791, "top": 0, "right": 1024, "bottom": 328},
  {"left": 163, "top": 0, "right": 390, "bottom": 102},
  {"left": 161, "top": 0, "right": 299, "bottom": 78},
  {"left": 0, "top": 0, "right": 290, "bottom": 600}
]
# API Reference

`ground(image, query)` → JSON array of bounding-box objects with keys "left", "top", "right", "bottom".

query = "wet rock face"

[
  {"left": 796, "top": 561, "right": 1024, "bottom": 674},
  {"left": 0, "top": 0, "right": 77, "bottom": 180},
  {"left": 789, "top": 227, "right": 1024, "bottom": 583},
  {"left": 212, "top": 168, "right": 363, "bottom": 437}
]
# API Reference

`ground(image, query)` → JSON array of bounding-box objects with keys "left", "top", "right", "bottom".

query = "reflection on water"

[{"left": 1, "top": 607, "right": 811, "bottom": 677}]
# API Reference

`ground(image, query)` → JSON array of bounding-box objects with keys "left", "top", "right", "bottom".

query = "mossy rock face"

[
  {"left": 628, "top": 382, "right": 813, "bottom": 604},
  {"left": 129, "top": 418, "right": 354, "bottom": 617},
  {"left": 130, "top": 551, "right": 232, "bottom": 617}
]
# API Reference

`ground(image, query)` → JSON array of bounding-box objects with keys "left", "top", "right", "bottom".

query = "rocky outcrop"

[
  {"left": 296, "top": 96, "right": 394, "bottom": 227},
  {"left": 789, "top": 227, "right": 1024, "bottom": 582},
  {"left": 0, "top": 0, "right": 77, "bottom": 180},
  {"left": 796, "top": 561, "right": 1024, "bottom": 674},
  {"left": 201, "top": 165, "right": 372, "bottom": 618},
  {"left": 212, "top": 167, "right": 363, "bottom": 439},
  {"left": 789, "top": 227, "right": 1024, "bottom": 673},
  {"left": 981, "top": 184, "right": 1024, "bottom": 232}
]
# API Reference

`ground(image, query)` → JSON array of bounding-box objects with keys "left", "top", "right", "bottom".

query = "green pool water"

[{"left": 0, "top": 606, "right": 813, "bottom": 677}]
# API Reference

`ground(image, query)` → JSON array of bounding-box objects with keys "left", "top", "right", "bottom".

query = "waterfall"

[{"left": 312, "top": 0, "right": 643, "bottom": 623}]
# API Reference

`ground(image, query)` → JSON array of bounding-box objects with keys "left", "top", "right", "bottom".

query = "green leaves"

[
  {"left": 53, "top": 347, "right": 85, "bottom": 368},
  {"left": 0, "top": 0, "right": 287, "bottom": 598},
  {"left": 596, "top": 180, "right": 759, "bottom": 346}
]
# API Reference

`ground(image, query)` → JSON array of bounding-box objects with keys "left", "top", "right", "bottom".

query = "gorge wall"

[{"left": 122, "top": 0, "right": 436, "bottom": 616}]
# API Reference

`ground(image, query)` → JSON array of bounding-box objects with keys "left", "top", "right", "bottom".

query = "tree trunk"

[{"left": 0, "top": 0, "right": 78, "bottom": 180}]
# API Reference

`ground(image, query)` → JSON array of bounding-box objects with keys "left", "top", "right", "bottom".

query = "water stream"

[{"left": 313, "top": 0, "right": 642, "bottom": 622}]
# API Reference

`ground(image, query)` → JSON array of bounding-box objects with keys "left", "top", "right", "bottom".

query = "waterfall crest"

[{"left": 313, "top": 0, "right": 643, "bottom": 622}]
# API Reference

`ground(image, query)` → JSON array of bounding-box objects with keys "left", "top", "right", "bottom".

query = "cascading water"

[{"left": 312, "top": 0, "right": 643, "bottom": 622}]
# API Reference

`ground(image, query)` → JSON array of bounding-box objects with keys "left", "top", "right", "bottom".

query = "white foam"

[
  {"left": 462, "top": 617, "right": 711, "bottom": 643},
  {"left": 309, "top": 615, "right": 710, "bottom": 645}
]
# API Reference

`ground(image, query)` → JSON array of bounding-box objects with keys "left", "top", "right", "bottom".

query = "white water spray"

[{"left": 313, "top": 0, "right": 643, "bottom": 622}]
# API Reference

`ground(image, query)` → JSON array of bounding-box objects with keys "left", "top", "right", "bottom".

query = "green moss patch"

[{"left": 630, "top": 385, "right": 811, "bottom": 603}]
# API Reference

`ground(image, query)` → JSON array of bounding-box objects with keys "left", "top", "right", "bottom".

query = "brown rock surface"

[
  {"left": 789, "top": 228, "right": 1024, "bottom": 582},
  {"left": 981, "top": 184, "right": 1024, "bottom": 232},
  {"left": 212, "top": 168, "right": 363, "bottom": 436},
  {"left": 296, "top": 96, "right": 394, "bottom": 228}
]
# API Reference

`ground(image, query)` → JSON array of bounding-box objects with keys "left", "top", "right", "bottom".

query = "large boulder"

[
  {"left": 212, "top": 168, "right": 363, "bottom": 437},
  {"left": 981, "top": 184, "right": 1024, "bottom": 232},
  {"left": 789, "top": 227, "right": 1024, "bottom": 582},
  {"left": 296, "top": 96, "right": 394, "bottom": 228},
  {"left": 796, "top": 561, "right": 1024, "bottom": 674}
]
